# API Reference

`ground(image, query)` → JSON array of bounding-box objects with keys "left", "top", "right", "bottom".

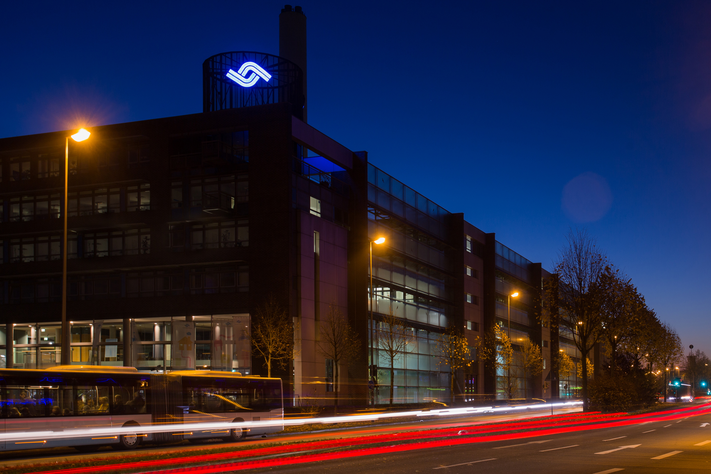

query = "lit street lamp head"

[
  {"left": 374, "top": 237, "right": 386, "bottom": 245},
  {"left": 511, "top": 292, "right": 519, "bottom": 298},
  {"left": 71, "top": 128, "right": 91, "bottom": 142}
]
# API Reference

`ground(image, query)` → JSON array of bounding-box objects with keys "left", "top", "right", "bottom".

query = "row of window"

[
  {"left": 0, "top": 143, "right": 151, "bottom": 184},
  {"left": 0, "top": 220, "right": 247, "bottom": 264},
  {"left": 1, "top": 174, "right": 251, "bottom": 224},
  {"left": 0, "top": 265, "right": 248, "bottom": 304},
  {"left": 0, "top": 184, "right": 150, "bottom": 224}
]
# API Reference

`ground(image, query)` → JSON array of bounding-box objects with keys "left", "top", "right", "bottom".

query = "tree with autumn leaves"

[{"left": 436, "top": 327, "right": 473, "bottom": 404}]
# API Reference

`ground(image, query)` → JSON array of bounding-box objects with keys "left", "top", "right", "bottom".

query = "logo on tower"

[{"left": 226, "top": 62, "right": 272, "bottom": 88}]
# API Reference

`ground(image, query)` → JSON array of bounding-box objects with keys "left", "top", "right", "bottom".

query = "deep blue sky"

[{"left": 2, "top": 1, "right": 710, "bottom": 358}]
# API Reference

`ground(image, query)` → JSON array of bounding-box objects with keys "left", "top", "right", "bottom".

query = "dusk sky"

[{"left": 1, "top": 1, "right": 709, "bottom": 357}]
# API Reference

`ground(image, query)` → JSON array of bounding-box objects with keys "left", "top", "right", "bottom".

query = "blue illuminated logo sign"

[{"left": 226, "top": 62, "right": 272, "bottom": 87}]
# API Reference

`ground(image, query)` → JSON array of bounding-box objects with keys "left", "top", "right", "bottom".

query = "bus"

[{"left": 0, "top": 366, "right": 283, "bottom": 452}]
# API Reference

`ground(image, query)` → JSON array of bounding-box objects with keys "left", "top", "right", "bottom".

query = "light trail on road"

[{"left": 30, "top": 402, "right": 711, "bottom": 474}]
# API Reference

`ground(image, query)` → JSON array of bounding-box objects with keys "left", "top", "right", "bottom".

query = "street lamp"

[
  {"left": 61, "top": 128, "right": 91, "bottom": 365},
  {"left": 507, "top": 292, "right": 519, "bottom": 338},
  {"left": 369, "top": 236, "right": 385, "bottom": 405},
  {"left": 506, "top": 291, "right": 518, "bottom": 398}
]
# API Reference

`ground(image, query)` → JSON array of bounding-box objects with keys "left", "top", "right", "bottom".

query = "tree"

[
  {"left": 476, "top": 324, "right": 513, "bottom": 399},
  {"left": 251, "top": 296, "right": 294, "bottom": 378},
  {"left": 377, "top": 309, "right": 415, "bottom": 405},
  {"left": 596, "top": 267, "right": 646, "bottom": 374},
  {"left": 549, "top": 229, "right": 607, "bottom": 411},
  {"left": 648, "top": 321, "right": 683, "bottom": 402},
  {"left": 577, "top": 357, "right": 594, "bottom": 381},
  {"left": 557, "top": 351, "right": 575, "bottom": 398},
  {"left": 317, "top": 305, "right": 360, "bottom": 408},
  {"left": 436, "top": 327, "right": 473, "bottom": 404},
  {"left": 683, "top": 349, "right": 710, "bottom": 396},
  {"left": 520, "top": 337, "right": 543, "bottom": 399}
]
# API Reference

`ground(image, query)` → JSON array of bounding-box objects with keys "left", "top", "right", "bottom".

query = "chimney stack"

[{"left": 279, "top": 5, "right": 307, "bottom": 122}]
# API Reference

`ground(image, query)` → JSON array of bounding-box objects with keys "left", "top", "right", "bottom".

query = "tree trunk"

[
  {"left": 334, "top": 362, "right": 339, "bottom": 410},
  {"left": 581, "top": 349, "right": 589, "bottom": 412},
  {"left": 389, "top": 364, "right": 394, "bottom": 406}
]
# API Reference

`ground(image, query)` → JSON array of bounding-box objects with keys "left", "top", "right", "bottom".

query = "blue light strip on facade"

[{"left": 226, "top": 62, "right": 272, "bottom": 88}]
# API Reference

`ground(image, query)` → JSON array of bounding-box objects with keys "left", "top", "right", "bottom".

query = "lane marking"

[
  {"left": 694, "top": 440, "right": 711, "bottom": 446},
  {"left": 603, "top": 436, "right": 626, "bottom": 442},
  {"left": 663, "top": 424, "right": 672, "bottom": 428},
  {"left": 593, "top": 470, "right": 624, "bottom": 474},
  {"left": 433, "top": 458, "right": 496, "bottom": 469},
  {"left": 676, "top": 420, "right": 683, "bottom": 424},
  {"left": 643, "top": 430, "right": 656, "bottom": 433},
  {"left": 596, "top": 445, "right": 641, "bottom": 455},
  {"left": 493, "top": 440, "right": 551, "bottom": 449},
  {"left": 652, "top": 450, "right": 682, "bottom": 460},
  {"left": 540, "top": 444, "right": 578, "bottom": 452},
  {"left": 701, "top": 423, "right": 710, "bottom": 427}
]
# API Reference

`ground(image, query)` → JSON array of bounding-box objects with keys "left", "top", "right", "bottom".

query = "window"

[
  {"left": 83, "top": 228, "right": 150, "bottom": 257},
  {"left": 543, "top": 340, "right": 549, "bottom": 348},
  {"left": 37, "top": 153, "right": 60, "bottom": 178},
  {"left": 10, "top": 157, "right": 30, "bottom": 181},
  {"left": 189, "top": 266, "right": 247, "bottom": 294},
  {"left": 472, "top": 268, "right": 479, "bottom": 279},
  {"left": 190, "top": 221, "right": 246, "bottom": 249},
  {"left": 465, "top": 235, "right": 472, "bottom": 253},
  {"left": 190, "top": 176, "right": 235, "bottom": 209},
  {"left": 310, "top": 197, "right": 321, "bottom": 217},
  {"left": 10, "top": 194, "right": 61, "bottom": 222},
  {"left": 466, "top": 293, "right": 473, "bottom": 304},
  {"left": 465, "top": 266, "right": 472, "bottom": 277},
  {"left": 472, "top": 295, "right": 479, "bottom": 305},
  {"left": 127, "top": 184, "right": 151, "bottom": 212},
  {"left": 10, "top": 235, "right": 61, "bottom": 263},
  {"left": 171, "top": 181, "right": 184, "bottom": 208},
  {"left": 69, "top": 274, "right": 122, "bottom": 301},
  {"left": 69, "top": 188, "right": 120, "bottom": 217}
]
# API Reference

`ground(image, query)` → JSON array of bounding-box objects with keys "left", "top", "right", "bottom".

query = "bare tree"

[
  {"left": 550, "top": 229, "right": 607, "bottom": 411},
  {"left": 378, "top": 309, "right": 415, "bottom": 405},
  {"left": 251, "top": 296, "right": 294, "bottom": 377},
  {"left": 317, "top": 305, "right": 360, "bottom": 408},
  {"left": 520, "top": 337, "right": 543, "bottom": 399},
  {"left": 437, "top": 327, "right": 473, "bottom": 404},
  {"left": 476, "top": 323, "right": 514, "bottom": 399}
]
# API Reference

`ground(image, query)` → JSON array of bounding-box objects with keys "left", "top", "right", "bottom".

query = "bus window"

[
  {"left": 112, "top": 381, "right": 146, "bottom": 415},
  {"left": 46, "top": 387, "right": 75, "bottom": 416},
  {"left": 8, "top": 387, "right": 41, "bottom": 417},
  {"left": 78, "top": 386, "right": 109, "bottom": 415}
]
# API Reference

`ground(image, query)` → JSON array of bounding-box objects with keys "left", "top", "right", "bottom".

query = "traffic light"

[
  {"left": 701, "top": 380, "right": 707, "bottom": 388},
  {"left": 673, "top": 378, "right": 681, "bottom": 387}
]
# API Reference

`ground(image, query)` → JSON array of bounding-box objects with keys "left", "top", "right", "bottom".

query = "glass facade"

[
  {"left": 494, "top": 241, "right": 538, "bottom": 399},
  {"left": 367, "top": 164, "right": 456, "bottom": 404}
]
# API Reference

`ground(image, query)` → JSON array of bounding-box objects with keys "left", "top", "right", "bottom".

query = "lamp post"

[
  {"left": 61, "top": 128, "right": 91, "bottom": 366},
  {"left": 369, "top": 237, "right": 385, "bottom": 405},
  {"left": 506, "top": 292, "right": 519, "bottom": 338},
  {"left": 506, "top": 291, "right": 518, "bottom": 398}
]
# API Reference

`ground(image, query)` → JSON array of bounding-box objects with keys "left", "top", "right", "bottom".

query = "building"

[{"left": 0, "top": 5, "right": 574, "bottom": 406}]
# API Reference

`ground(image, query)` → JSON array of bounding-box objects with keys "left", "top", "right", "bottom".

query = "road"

[
  {"left": 243, "top": 403, "right": 711, "bottom": 474},
  {"left": 0, "top": 403, "right": 581, "bottom": 467}
]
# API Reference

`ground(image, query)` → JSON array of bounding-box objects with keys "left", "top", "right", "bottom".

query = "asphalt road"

[{"left": 244, "top": 404, "right": 711, "bottom": 474}]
